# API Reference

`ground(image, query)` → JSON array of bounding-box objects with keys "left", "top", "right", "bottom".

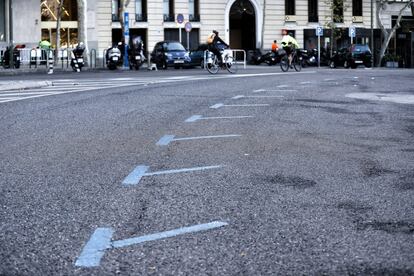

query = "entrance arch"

[{"left": 225, "top": 0, "right": 262, "bottom": 50}]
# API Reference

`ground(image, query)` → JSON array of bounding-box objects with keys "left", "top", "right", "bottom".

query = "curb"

[{"left": 0, "top": 80, "right": 52, "bottom": 91}]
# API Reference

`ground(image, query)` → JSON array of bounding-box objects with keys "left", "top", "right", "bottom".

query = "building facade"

[{"left": 1, "top": 0, "right": 413, "bottom": 67}]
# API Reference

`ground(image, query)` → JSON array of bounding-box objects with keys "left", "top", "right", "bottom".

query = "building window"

[
  {"left": 285, "top": 0, "right": 295, "bottom": 15},
  {"left": 112, "top": 0, "right": 120, "bottom": 22},
  {"left": 163, "top": 0, "right": 174, "bottom": 22},
  {"left": 352, "top": 0, "right": 363, "bottom": 16},
  {"left": 0, "top": 0, "right": 5, "bottom": 42},
  {"left": 189, "top": 0, "right": 200, "bottom": 22},
  {"left": 308, "top": 0, "right": 318, "bottom": 22},
  {"left": 41, "top": 0, "right": 78, "bottom": 21},
  {"left": 135, "top": 0, "right": 147, "bottom": 21},
  {"left": 333, "top": 0, "right": 344, "bottom": 23}
]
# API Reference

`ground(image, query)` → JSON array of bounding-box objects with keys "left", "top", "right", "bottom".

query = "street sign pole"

[
  {"left": 185, "top": 22, "right": 192, "bottom": 51},
  {"left": 124, "top": 12, "right": 129, "bottom": 68},
  {"left": 318, "top": 36, "right": 321, "bottom": 68},
  {"left": 177, "top": 14, "right": 184, "bottom": 44},
  {"left": 316, "top": 26, "right": 323, "bottom": 68}
]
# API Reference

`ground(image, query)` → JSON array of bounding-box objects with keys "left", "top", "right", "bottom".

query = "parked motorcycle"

[
  {"left": 304, "top": 48, "right": 330, "bottom": 66},
  {"left": 70, "top": 42, "right": 85, "bottom": 72},
  {"left": 106, "top": 43, "right": 123, "bottom": 70},
  {"left": 2, "top": 45, "right": 23, "bottom": 69},
  {"left": 128, "top": 37, "right": 146, "bottom": 70},
  {"left": 252, "top": 49, "right": 284, "bottom": 66}
]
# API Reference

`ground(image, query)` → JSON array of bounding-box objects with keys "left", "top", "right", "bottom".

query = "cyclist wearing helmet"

[
  {"left": 207, "top": 30, "right": 229, "bottom": 65},
  {"left": 281, "top": 30, "right": 299, "bottom": 66}
]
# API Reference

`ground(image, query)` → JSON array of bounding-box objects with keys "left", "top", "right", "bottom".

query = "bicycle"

[
  {"left": 205, "top": 48, "right": 238, "bottom": 74},
  {"left": 280, "top": 48, "right": 302, "bottom": 72}
]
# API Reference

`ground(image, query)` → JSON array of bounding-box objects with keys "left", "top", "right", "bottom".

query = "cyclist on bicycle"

[
  {"left": 207, "top": 30, "right": 229, "bottom": 66},
  {"left": 281, "top": 30, "right": 299, "bottom": 67}
]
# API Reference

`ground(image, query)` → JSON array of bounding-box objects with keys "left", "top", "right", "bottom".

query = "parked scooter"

[
  {"left": 1, "top": 45, "right": 23, "bottom": 69},
  {"left": 106, "top": 43, "right": 123, "bottom": 70},
  {"left": 251, "top": 49, "right": 284, "bottom": 66},
  {"left": 128, "top": 37, "right": 146, "bottom": 70},
  {"left": 70, "top": 42, "right": 85, "bottom": 72}
]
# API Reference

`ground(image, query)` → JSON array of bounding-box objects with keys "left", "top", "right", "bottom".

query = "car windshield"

[
  {"left": 353, "top": 45, "right": 370, "bottom": 53},
  {"left": 165, "top": 42, "right": 186, "bottom": 51}
]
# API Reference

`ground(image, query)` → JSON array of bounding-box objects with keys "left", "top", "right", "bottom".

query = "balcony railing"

[
  {"left": 189, "top": 14, "right": 200, "bottom": 22},
  {"left": 163, "top": 14, "right": 175, "bottom": 22},
  {"left": 135, "top": 13, "right": 148, "bottom": 22},
  {"left": 112, "top": 14, "right": 120, "bottom": 22}
]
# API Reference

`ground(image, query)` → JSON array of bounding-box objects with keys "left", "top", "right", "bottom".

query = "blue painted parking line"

[
  {"left": 122, "top": 165, "right": 223, "bottom": 186},
  {"left": 184, "top": 114, "right": 254, "bottom": 123},
  {"left": 75, "top": 221, "right": 228, "bottom": 267},
  {"left": 157, "top": 134, "right": 242, "bottom": 146}
]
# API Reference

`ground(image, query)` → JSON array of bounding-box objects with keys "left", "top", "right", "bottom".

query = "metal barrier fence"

[
  {"left": 0, "top": 48, "right": 98, "bottom": 70},
  {"left": 203, "top": 49, "right": 246, "bottom": 70}
]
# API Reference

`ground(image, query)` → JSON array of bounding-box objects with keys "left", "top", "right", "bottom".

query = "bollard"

[{"left": 47, "top": 49, "right": 54, "bottom": 74}]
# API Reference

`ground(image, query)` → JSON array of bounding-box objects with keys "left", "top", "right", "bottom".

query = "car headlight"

[{"left": 165, "top": 53, "right": 172, "bottom": 58}]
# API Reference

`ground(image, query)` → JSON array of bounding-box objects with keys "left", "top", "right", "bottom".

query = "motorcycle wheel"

[
  {"left": 329, "top": 61, "right": 336, "bottom": 69},
  {"left": 280, "top": 56, "right": 289, "bottom": 72}
]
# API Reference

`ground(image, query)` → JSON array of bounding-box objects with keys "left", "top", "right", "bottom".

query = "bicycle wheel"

[
  {"left": 225, "top": 55, "right": 238, "bottom": 74},
  {"left": 293, "top": 55, "right": 302, "bottom": 72},
  {"left": 280, "top": 55, "right": 289, "bottom": 72},
  {"left": 206, "top": 56, "right": 220, "bottom": 74}
]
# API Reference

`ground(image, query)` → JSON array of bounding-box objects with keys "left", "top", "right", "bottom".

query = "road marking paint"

[
  {"left": 210, "top": 103, "right": 269, "bottom": 109},
  {"left": 122, "top": 165, "right": 150, "bottom": 185},
  {"left": 157, "top": 134, "right": 241, "bottom": 146},
  {"left": 75, "top": 221, "right": 228, "bottom": 267},
  {"left": 75, "top": 228, "right": 114, "bottom": 267},
  {"left": 144, "top": 165, "right": 222, "bottom": 177},
  {"left": 185, "top": 114, "right": 254, "bottom": 122},
  {"left": 210, "top": 103, "right": 225, "bottom": 109},
  {"left": 277, "top": 85, "right": 289, "bottom": 88},
  {"left": 232, "top": 95, "right": 284, "bottom": 99},
  {"left": 346, "top": 93, "right": 414, "bottom": 104},
  {"left": 252, "top": 89, "right": 296, "bottom": 93},
  {"left": 122, "top": 165, "right": 223, "bottom": 186},
  {"left": 300, "top": 81, "right": 312, "bottom": 84},
  {"left": 185, "top": 115, "right": 203, "bottom": 122},
  {"left": 156, "top": 135, "right": 176, "bottom": 146}
]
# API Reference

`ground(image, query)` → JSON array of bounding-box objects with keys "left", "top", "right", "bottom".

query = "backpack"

[{"left": 206, "top": 33, "right": 216, "bottom": 44}]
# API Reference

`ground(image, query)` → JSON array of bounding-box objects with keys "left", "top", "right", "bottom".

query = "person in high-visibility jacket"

[{"left": 281, "top": 31, "right": 299, "bottom": 66}]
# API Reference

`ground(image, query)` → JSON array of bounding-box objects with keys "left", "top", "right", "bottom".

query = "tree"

[
  {"left": 77, "top": 0, "right": 88, "bottom": 63},
  {"left": 376, "top": 0, "right": 414, "bottom": 67},
  {"left": 54, "top": 0, "right": 65, "bottom": 62},
  {"left": 324, "top": 0, "right": 349, "bottom": 57}
]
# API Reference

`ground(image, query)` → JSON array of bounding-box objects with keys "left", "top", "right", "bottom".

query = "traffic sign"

[
  {"left": 316, "top": 26, "right": 323, "bottom": 37},
  {"left": 185, "top": 22, "right": 192, "bottom": 32},
  {"left": 177, "top": 13, "right": 184, "bottom": 24},
  {"left": 349, "top": 26, "right": 356, "bottom": 38}
]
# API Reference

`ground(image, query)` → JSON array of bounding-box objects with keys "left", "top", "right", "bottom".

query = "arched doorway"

[{"left": 229, "top": 0, "right": 256, "bottom": 51}]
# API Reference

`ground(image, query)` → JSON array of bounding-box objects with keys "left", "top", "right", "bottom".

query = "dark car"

[
  {"left": 150, "top": 41, "right": 191, "bottom": 69},
  {"left": 329, "top": 44, "right": 372, "bottom": 69},
  {"left": 188, "top": 44, "right": 209, "bottom": 68}
]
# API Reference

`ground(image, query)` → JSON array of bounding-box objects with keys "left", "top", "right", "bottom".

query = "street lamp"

[{"left": 8, "top": 0, "right": 13, "bottom": 68}]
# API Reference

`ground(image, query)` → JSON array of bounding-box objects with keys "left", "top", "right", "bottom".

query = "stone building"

[{"left": 0, "top": 0, "right": 412, "bottom": 66}]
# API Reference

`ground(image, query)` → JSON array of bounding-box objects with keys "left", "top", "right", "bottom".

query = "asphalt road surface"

[{"left": 1, "top": 67, "right": 413, "bottom": 275}]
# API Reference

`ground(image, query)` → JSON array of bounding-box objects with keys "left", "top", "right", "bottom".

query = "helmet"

[{"left": 288, "top": 32, "right": 294, "bottom": 37}]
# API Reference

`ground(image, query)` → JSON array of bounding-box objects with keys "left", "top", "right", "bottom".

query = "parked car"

[
  {"left": 188, "top": 44, "right": 209, "bottom": 68},
  {"left": 329, "top": 44, "right": 372, "bottom": 69},
  {"left": 150, "top": 41, "right": 191, "bottom": 69}
]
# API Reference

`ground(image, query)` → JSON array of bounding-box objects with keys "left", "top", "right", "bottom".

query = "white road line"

[
  {"left": 232, "top": 95, "right": 284, "bottom": 99},
  {"left": 210, "top": 103, "right": 269, "bottom": 109}
]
